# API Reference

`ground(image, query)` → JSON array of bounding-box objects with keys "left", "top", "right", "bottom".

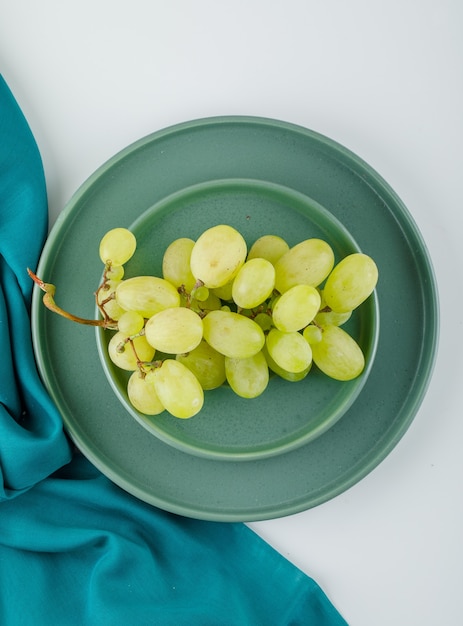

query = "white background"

[{"left": 2, "top": 2, "right": 462, "bottom": 624}]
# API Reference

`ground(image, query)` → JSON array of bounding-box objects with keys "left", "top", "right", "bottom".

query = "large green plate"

[{"left": 31, "top": 116, "right": 439, "bottom": 521}]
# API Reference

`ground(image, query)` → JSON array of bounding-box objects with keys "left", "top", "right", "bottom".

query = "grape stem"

[{"left": 27, "top": 268, "right": 118, "bottom": 330}]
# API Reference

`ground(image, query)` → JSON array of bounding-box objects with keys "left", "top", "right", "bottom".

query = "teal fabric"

[{"left": 0, "top": 74, "right": 348, "bottom": 626}]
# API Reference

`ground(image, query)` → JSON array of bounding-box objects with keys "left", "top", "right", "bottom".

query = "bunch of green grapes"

[{"left": 96, "top": 224, "right": 378, "bottom": 420}]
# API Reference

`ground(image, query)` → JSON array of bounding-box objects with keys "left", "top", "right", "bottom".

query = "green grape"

[
  {"left": 272, "top": 284, "right": 321, "bottom": 332},
  {"left": 302, "top": 324, "right": 323, "bottom": 345},
  {"left": 323, "top": 253, "right": 378, "bottom": 313},
  {"left": 225, "top": 351, "right": 269, "bottom": 399},
  {"left": 176, "top": 340, "right": 226, "bottom": 390},
  {"left": 311, "top": 324, "right": 365, "bottom": 381},
  {"left": 117, "top": 310, "right": 145, "bottom": 335},
  {"left": 190, "top": 291, "right": 222, "bottom": 314},
  {"left": 262, "top": 343, "right": 311, "bottom": 381},
  {"left": 266, "top": 328, "right": 312, "bottom": 373},
  {"left": 232, "top": 258, "right": 275, "bottom": 309},
  {"left": 274, "top": 238, "right": 335, "bottom": 293},
  {"left": 144, "top": 306, "right": 203, "bottom": 354},
  {"left": 108, "top": 331, "right": 155, "bottom": 371},
  {"left": 314, "top": 309, "right": 352, "bottom": 327},
  {"left": 97, "top": 279, "right": 126, "bottom": 321},
  {"left": 202, "top": 309, "right": 265, "bottom": 358},
  {"left": 247, "top": 234, "right": 290, "bottom": 265},
  {"left": 190, "top": 224, "right": 247, "bottom": 288},
  {"left": 106, "top": 265, "right": 124, "bottom": 281},
  {"left": 127, "top": 370, "right": 165, "bottom": 415},
  {"left": 115, "top": 276, "right": 180, "bottom": 317},
  {"left": 191, "top": 284, "right": 209, "bottom": 302},
  {"left": 253, "top": 312, "right": 273, "bottom": 332},
  {"left": 152, "top": 359, "right": 204, "bottom": 419},
  {"left": 162, "top": 237, "right": 197, "bottom": 292},
  {"left": 211, "top": 280, "right": 234, "bottom": 301},
  {"left": 99, "top": 227, "right": 137, "bottom": 266}
]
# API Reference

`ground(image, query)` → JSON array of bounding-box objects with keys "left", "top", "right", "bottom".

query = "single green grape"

[
  {"left": 176, "top": 340, "right": 226, "bottom": 390},
  {"left": 232, "top": 258, "right": 275, "bottom": 309},
  {"left": 247, "top": 234, "right": 290, "bottom": 265},
  {"left": 314, "top": 309, "right": 352, "bottom": 327},
  {"left": 262, "top": 343, "right": 311, "bottom": 381},
  {"left": 274, "top": 238, "right": 335, "bottom": 292},
  {"left": 191, "top": 284, "right": 209, "bottom": 302},
  {"left": 225, "top": 351, "right": 269, "bottom": 399},
  {"left": 253, "top": 312, "right": 273, "bottom": 332},
  {"left": 117, "top": 310, "right": 145, "bottom": 335},
  {"left": 99, "top": 228, "right": 137, "bottom": 266},
  {"left": 127, "top": 370, "right": 165, "bottom": 415},
  {"left": 144, "top": 306, "right": 203, "bottom": 354},
  {"left": 202, "top": 309, "right": 265, "bottom": 359},
  {"left": 108, "top": 331, "right": 155, "bottom": 371},
  {"left": 272, "top": 284, "right": 321, "bottom": 332},
  {"left": 162, "top": 237, "right": 197, "bottom": 292},
  {"left": 302, "top": 324, "right": 323, "bottom": 345},
  {"left": 190, "top": 224, "right": 247, "bottom": 288},
  {"left": 266, "top": 328, "right": 313, "bottom": 374},
  {"left": 115, "top": 276, "right": 180, "bottom": 317},
  {"left": 152, "top": 359, "right": 204, "bottom": 419},
  {"left": 323, "top": 253, "right": 378, "bottom": 313},
  {"left": 106, "top": 265, "right": 124, "bottom": 281},
  {"left": 311, "top": 324, "right": 365, "bottom": 381},
  {"left": 211, "top": 280, "right": 234, "bottom": 301}
]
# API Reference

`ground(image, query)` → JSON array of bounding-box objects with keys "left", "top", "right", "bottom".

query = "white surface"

[{"left": 2, "top": 2, "right": 462, "bottom": 624}]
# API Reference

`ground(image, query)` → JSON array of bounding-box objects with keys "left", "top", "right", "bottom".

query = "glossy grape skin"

[
  {"left": 211, "top": 280, "right": 234, "bottom": 302},
  {"left": 152, "top": 359, "right": 204, "bottom": 419},
  {"left": 225, "top": 351, "right": 269, "bottom": 398},
  {"left": 202, "top": 309, "right": 265, "bottom": 359},
  {"left": 314, "top": 309, "right": 352, "bottom": 327},
  {"left": 190, "top": 224, "right": 247, "bottom": 288},
  {"left": 262, "top": 343, "right": 311, "bottom": 382},
  {"left": 99, "top": 228, "right": 136, "bottom": 266},
  {"left": 274, "top": 238, "right": 335, "bottom": 293},
  {"left": 162, "top": 237, "right": 197, "bottom": 292},
  {"left": 127, "top": 370, "right": 165, "bottom": 415},
  {"left": 247, "top": 234, "right": 289, "bottom": 265},
  {"left": 272, "top": 284, "right": 321, "bottom": 332},
  {"left": 108, "top": 331, "right": 155, "bottom": 371},
  {"left": 266, "top": 328, "right": 313, "bottom": 374},
  {"left": 232, "top": 258, "right": 276, "bottom": 309},
  {"left": 323, "top": 253, "right": 378, "bottom": 313},
  {"left": 117, "top": 310, "right": 145, "bottom": 335},
  {"left": 144, "top": 307, "right": 203, "bottom": 354},
  {"left": 302, "top": 324, "right": 323, "bottom": 345},
  {"left": 176, "top": 340, "right": 226, "bottom": 390},
  {"left": 311, "top": 324, "right": 365, "bottom": 381},
  {"left": 115, "top": 276, "right": 180, "bottom": 318}
]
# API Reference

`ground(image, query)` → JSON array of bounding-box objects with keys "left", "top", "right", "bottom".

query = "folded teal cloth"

[{"left": 0, "top": 75, "right": 347, "bottom": 625}]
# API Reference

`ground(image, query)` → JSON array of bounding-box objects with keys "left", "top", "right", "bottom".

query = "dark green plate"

[
  {"left": 96, "top": 178, "right": 379, "bottom": 461},
  {"left": 32, "top": 116, "right": 439, "bottom": 521}
]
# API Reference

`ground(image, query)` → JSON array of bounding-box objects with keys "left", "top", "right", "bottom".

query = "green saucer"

[{"left": 96, "top": 178, "right": 379, "bottom": 461}]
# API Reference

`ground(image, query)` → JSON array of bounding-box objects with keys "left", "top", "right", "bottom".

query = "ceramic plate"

[
  {"left": 31, "top": 116, "right": 439, "bottom": 521},
  {"left": 96, "top": 178, "right": 379, "bottom": 461}
]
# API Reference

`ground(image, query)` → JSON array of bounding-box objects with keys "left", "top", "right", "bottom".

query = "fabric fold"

[
  {"left": 0, "top": 75, "right": 72, "bottom": 499},
  {"left": 0, "top": 74, "right": 347, "bottom": 625}
]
